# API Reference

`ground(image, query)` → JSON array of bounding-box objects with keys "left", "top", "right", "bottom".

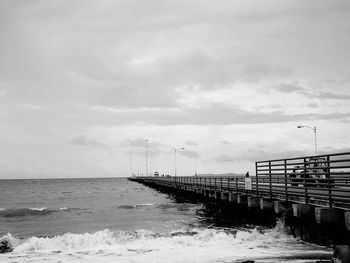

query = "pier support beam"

[
  {"left": 293, "top": 204, "right": 315, "bottom": 219},
  {"left": 209, "top": 190, "right": 216, "bottom": 198},
  {"left": 221, "top": 192, "right": 229, "bottom": 201},
  {"left": 260, "top": 198, "right": 274, "bottom": 210},
  {"left": 247, "top": 196, "right": 260, "bottom": 208},
  {"left": 345, "top": 211, "right": 350, "bottom": 231},
  {"left": 237, "top": 195, "right": 247, "bottom": 205},
  {"left": 315, "top": 208, "right": 344, "bottom": 225},
  {"left": 229, "top": 193, "right": 237, "bottom": 203},
  {"left": 274, "top": 201, "right": 293, "bottom": 214},
  {"left": 215, "top": 191, "right": 221, "bottom": 200}
]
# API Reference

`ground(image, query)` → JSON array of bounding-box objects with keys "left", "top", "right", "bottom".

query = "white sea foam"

[
  {"left": 29, "top": 207, "right": 47, "bottom": 211},
  {"left": 0, "top": 221, "right": 331, "bottom": 263}
]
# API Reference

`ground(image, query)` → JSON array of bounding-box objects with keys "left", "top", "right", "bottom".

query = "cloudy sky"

[{"left": 1, "top": 0, "right": 350, "bottom": 178}]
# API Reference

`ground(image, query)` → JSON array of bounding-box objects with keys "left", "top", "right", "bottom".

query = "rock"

[
  {"left": 241, "top": 261, "right": 254, "bottom": 263},
  {"left": 332, "top": 245, "right": 350, "bottom": 263},
  {"left": 0, "top": 238, "right": 13, "bottom": 253}
]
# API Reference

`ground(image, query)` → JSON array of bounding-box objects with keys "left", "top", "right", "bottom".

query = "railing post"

[
  {"left": 269, "top": 161, "right": 272, "bottom": 199},
  {"left": 304, "top": 158, "right": 309, "bottom": 204},
  {"left": 220, "top": 178, "right": 223, "bottom": 191},
  {"left": 236, "top": 178, "right": 238, "bottom": 195},
  {"left": 214, "top": 177, "right": 217, "bottom": 190},
  {"left": 255, "top": 162, "right": 259, "bottom": 197},
  {"left": 327, "top": 155, "right": 332, "bottom": 208},
  {"left": 228, "top": 178, "right": 230, "bottom": 191},
  {"left": 284, "top": 160, "right": 288, "bottom": 201}
]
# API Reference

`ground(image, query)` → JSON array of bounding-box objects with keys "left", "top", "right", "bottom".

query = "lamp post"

[
  {"left": 187, "top": 153, "right": 198, "bottom": 176},
  {"left": 297, "top": 125, "right": 317, "bottom": 154},
  {"left": 145, "top": 139, "right": 149, "bottom": 176},
  {"left": 130, "top": 151, "right": 133, "bottom": 177},
  {"left": 194, "top": 155, "right": 197, "bottom": 176},
  {"left": 174, "top": 147, "right": 185, "bottom": 177}
]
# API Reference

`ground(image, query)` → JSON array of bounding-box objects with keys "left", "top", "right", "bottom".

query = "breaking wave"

[
  {"left": 0, "top": 207, "right": 75, "bottom": 218},
  {"left": 0, "top": 220, "right": 330, "bottom": 262}
]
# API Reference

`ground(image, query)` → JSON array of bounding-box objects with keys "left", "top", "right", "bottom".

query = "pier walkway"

[{"left": 129, "top": 152, "right": 350, "bottom": 231}]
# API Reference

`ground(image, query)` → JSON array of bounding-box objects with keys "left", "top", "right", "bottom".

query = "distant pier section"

[{"left": 129, "top": 152, "right": 350, "bottom": 242}]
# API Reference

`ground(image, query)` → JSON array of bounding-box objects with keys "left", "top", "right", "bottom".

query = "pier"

[{"left": 129, "top": 151, "right": 350, "bottom": 245}]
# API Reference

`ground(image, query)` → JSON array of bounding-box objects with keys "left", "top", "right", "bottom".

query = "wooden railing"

[{"left": 131, "top": 152, "right": 350, "bottom": 210}]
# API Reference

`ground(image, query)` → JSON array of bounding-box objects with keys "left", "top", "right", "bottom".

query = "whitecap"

[
  {"left": 29, "top": 207, "right": 47, "bottom": 211},
  {"left": 2, "top": 222, "right": 331, "bottom": 263}
]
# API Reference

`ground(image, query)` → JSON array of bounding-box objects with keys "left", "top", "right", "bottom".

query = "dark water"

[{"left": 0, "top": 178, "right": 331, "bottom": 262}]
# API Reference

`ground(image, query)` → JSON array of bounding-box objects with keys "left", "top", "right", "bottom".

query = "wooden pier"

[{"left": 129, "top": 152, "right": 350, "bottom": 244}]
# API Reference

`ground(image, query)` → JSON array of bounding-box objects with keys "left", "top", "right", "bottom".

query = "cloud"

[
  {"left": 1, "top": 0, "right": 350, "bottom": 178},
  {"left": 212, "top": 154, "right": 235, "bottom": 163},
  {"left": 308, "top": 103, "right": 319, "bottom": 108},
  {"left": 93, "top": 103, "right": 350, "bottom": 126},
  {"left": 0, "top": 89, "right": 7, "bottom": 97},
  {"left": 125, "top": 138, "right": 162, "bottom": 149},
  {"left": 179, "top": 149, "right": 199, "bottom": 158},
  {"left": 70, "top": 135, "right": 109, "bottom": 149},
  {"left": 185, "top": 140, "right": 197, "bottom": 146},
  {"left": 125, "top": 138, "right": 149, "bottom": 148},
  {"left": 317, "top": 91, "right": 350, "bottom": 100},
  {"left": 268, "top": 83, "right": 305, "bottom": 93},
  {"left": 212, "top": 149, "right": 308, "bottom": 164}
]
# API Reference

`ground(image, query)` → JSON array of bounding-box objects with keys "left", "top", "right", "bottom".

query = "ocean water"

[{"left": 0, "top": 178, "right": 331, "bottom": 263}]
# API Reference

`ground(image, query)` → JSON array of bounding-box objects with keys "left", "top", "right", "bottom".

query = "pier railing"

[
  {"left": 131, "top": 152, "right": 350, "bottom": 210},
  {"left": 255, "top": 151, "right": 350, "bottom": 210}
]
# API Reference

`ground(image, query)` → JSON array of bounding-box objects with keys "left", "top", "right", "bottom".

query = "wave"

[
  {"left": 116, "top": 204, "right": 155, "bottom": 209},
  {"left": 0, "top": 207, "right": 75, "bottom": 218},
  {"left": 1, "top": 220, "right": 331, "bottom": 261}
]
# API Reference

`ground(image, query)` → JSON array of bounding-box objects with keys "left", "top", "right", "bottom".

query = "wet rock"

[
  {"left": 241, "top": 261, "right": 254, "bottom": 263},
  {"left": 332, "top": 245, "right": 350, "bottom": 263},
  {"left": 0, "top": 238, "right": 13, "bottom": 253}
]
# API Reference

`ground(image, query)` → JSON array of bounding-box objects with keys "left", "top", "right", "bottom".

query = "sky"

[{"left": 1, "top": 0, "right": 350, "bottom": 179}]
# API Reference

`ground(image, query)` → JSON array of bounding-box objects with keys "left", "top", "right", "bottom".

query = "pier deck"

[{"left": 129, "top": 152, "right": 350, "bottom": 232}]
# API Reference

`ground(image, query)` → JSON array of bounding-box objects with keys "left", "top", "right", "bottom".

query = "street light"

[
  {"left": 174, "top": 147, "right": 185, "bottom": 177},
  {"left": 129, "top": 151, "right": 133, "bottom": 177},
  {"left": 297, "top": 125, "right": 317, "bottom": 154},
  {"left": 186, "top": 152, "right": 198, "bottom": 176},
  {"left": 145, "top": 139, "right": 149, "bottom": 176},
  {"left": 190, "top": 155, "right": 198, "bottom": 176},
  {"left": 194, "top": 155, "right": 197, "bottom": 176}
]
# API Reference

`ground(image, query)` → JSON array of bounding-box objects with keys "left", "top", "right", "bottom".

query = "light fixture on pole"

[
  {"left": 174, "top": 147, "right": 185, "bottom": 177},
  {"left": 194, "top": 155, "right": 197, "bottom": 176},
  {"left": 130, "top": 151, "right": 133, "bottom": 177},
  {"left": 187, "top": 152, "right": 198, "bottom": 176},
  {"left": 297, "top": 125, "right": 317, "bottom": 154},
  {"left": 145, "top": 139, "right": 149, "bottom": 176}
]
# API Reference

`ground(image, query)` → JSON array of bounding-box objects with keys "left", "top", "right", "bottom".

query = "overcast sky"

[{"left": 1, "top": 0, "right": 350, "bottom": 178}]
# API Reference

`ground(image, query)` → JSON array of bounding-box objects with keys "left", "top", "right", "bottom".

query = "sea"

[{"left": 0, "top": 177, "right": 332, "bottom": 263}]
